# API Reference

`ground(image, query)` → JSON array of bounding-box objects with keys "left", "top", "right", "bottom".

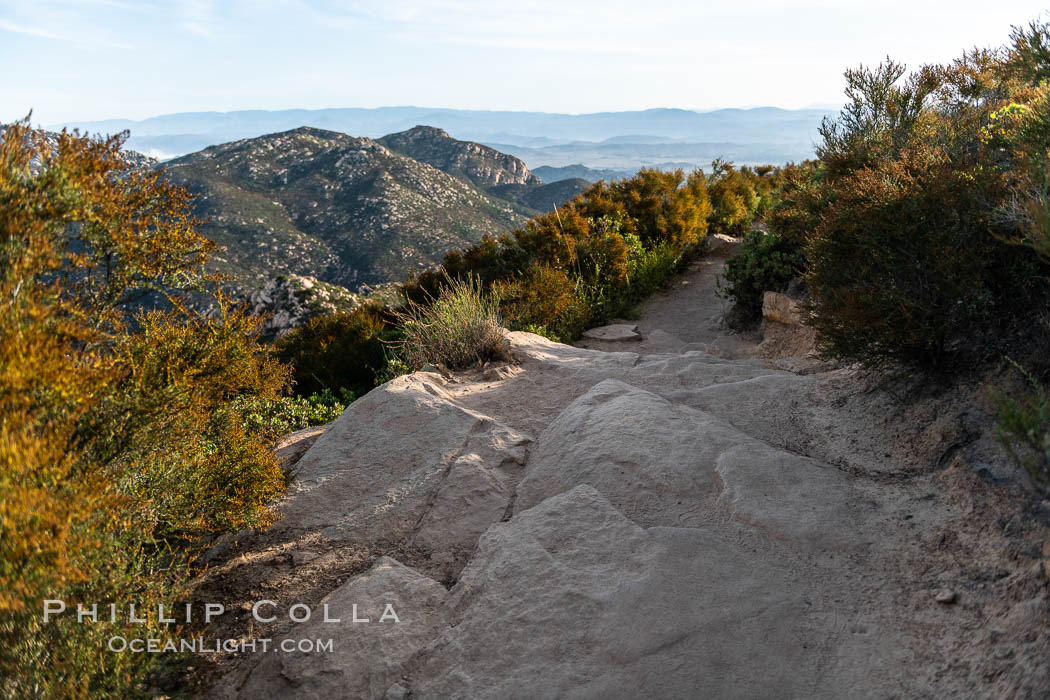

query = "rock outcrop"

[
  {"left": 762, "top": 290, "right": 803, "bottom": 325},
  {"left": 232, "top": 274, "right": 361, "bottom": 338},
  {"left": 379, "top": 125, "right": 589, "bottom": 214},
  {"left": 379, "top": 125, "right": 538, "bottom": 189},
  {"left": 205, "top": 260, "right": 1050, "bottom": 699}
]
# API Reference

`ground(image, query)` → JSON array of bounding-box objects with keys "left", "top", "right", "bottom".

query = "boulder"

[
  {"left": 762, "top": 291, "right": 803, "bottom": 325},
  {"left": 581, "top": 323, "right": 642, "bottom": 342},
  {"left": 277, "top": 373, "right": 531, "bottom": 575},
  {"left": 706, "top": 232, "right": 744, "bottom": 256}
]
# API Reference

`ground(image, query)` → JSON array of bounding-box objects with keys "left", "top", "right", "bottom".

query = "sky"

[{"left": 2, "top": 0, "right": 1049, "bottom": 125}]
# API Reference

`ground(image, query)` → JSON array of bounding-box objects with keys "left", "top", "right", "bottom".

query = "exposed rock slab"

[
  {"left": 211, "top": 558, "right": 449, "bottom": 699},
  {"left": 277, "top": 373, "right": 531, "bottom": 575},
  {"left": 515, "top": 379, "right": 867, "bottom": 550},
  {"left": 581, "top": 323, "right": 642, "bottom": 341},
  {"left": 404, "top": 486, "right": 865, "bottom": 699},
  {"left": 514, "top": 380, "right": 724, "bottom": 527}
]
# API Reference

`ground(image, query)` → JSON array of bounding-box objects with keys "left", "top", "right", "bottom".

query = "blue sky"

[{"left": 2, "top": 1, "right": 1048, "bottom": 124}]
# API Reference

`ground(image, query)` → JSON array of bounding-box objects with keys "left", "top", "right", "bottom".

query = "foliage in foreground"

[
  {"left": 0, "top": 123, "right": 290, "bottom": 696},
  {"left": 802, "top": 34, "right": 1050, "bottom": 370}
]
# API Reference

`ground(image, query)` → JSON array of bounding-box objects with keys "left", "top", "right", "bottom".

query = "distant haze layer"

[{"left": 53, "top": 106, "right": 831, "bottom": 171}]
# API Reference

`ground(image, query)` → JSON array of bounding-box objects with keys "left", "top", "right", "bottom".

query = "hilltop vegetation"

[{"left": 718, "top": 18, "right": 1050, "bottom": 488}]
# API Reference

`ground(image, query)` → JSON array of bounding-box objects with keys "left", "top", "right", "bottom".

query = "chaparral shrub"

[
  {"left": 0, "top": 122, "right": 293, "bottom": 696},
  {"left": 801, "top": 38, "right": 1050, "bottom": 370},
  {"left": 274, "top": 304, "right": 389, "bottom": 397}
]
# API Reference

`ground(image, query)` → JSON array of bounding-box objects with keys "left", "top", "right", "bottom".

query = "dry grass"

[{"left": 393, "top": 274, "right": 508, "bottom": 370}]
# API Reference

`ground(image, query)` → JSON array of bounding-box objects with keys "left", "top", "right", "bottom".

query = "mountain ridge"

[
  {"left": 163, "top": 126, "right": 531, "bottom": 291},
  {"left": 55, "top": 105, "right": 830, "bottom": 165}
]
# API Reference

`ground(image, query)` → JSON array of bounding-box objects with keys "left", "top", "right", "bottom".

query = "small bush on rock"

[{"left": 394, "top": 275, "right": 508, "bottom": 370}]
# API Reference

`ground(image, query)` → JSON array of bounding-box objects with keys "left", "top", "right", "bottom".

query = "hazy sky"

[{"left": 2, "top": 0, "right": 1048, "bottom": 125}]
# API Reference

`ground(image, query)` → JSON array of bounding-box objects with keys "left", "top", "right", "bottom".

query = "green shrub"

[
  {"left": 496, "top": 265, "right": 589, "bottom": 340},
  {"left": 707, "top": 159, "right": 763, "bottom": 235},
  {"left": 608, "top": 168, "right": 711, "bottom": 248},
  {"left": 764, "top": 161, "right": 827, "bottom": 247},
  {"left": 275, "top": 305, "right": 389, "bottom": 396},
  {"left": 993, "top": 360, "right": 1050, "bottom": 492},
  {"left": 232, "top": 388, "right": 353, "bottom": 442},
  {"left": 806, "top": 147, "right": 1043, "bottom": 369},
  {"left": 783, "top": 30, "right": 1050, "bottom": 371},
  {"left": 394, "top": 275, "right": 508, "bottom": 370},
  {"left": 719, "top": 231, "right": 804, "bottom": 328},
  {"left": 95, "top": 299, "right": 290, "bottom": 539}
]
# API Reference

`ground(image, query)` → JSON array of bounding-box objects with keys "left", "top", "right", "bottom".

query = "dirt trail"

[
  {"left": 199, "top": 245, "right": 1050, "bottom": 699},
  {"left": 577, "top": 252, "right": 758, "bottom": 357}
]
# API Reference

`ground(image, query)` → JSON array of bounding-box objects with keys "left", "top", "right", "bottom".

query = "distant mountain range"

[
  {"left": 533, "top": 165, "right": 635, "bottom": 183},
  {"left": 163, "top": 125, "right": 589, "bottom": 292},
  {"left": 55, "top": 106, "right": 831, "bottom": 170}
]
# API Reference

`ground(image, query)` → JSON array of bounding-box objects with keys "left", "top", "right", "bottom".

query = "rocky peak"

[{"left": 379, "top": 124, "right": 540, "bottom": 189}]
